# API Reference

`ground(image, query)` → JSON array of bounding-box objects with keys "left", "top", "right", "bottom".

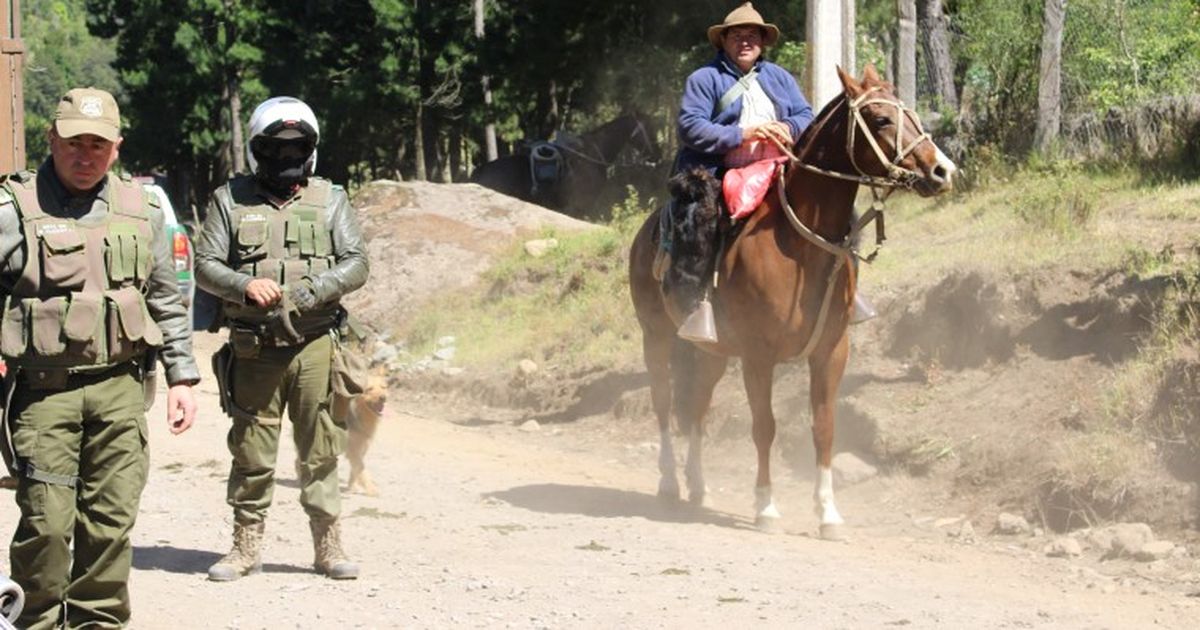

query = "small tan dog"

[{"left": 333, "top": 371, "right": 389, "bottom": 496}]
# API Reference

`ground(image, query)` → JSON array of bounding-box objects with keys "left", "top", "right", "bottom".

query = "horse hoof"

[
  {"left": 755, "top": 514, "right": 782, "bottom": 534},
  {"left": 657, "top": 482, "right": 681, "bottom": 503},
  {"left": 687, "top": 492, "right": 706, "bottom": 507},
  {"left": 819, "top": 523, "right": 846, "bottom": 541}
]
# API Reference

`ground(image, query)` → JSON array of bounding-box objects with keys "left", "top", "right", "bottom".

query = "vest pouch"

[
  {"left": 105, "top": 225, "right": 142, "bottom": 285},
  {"left": 1, "top": 296, "right": 29, "bottom": 357},
  {"left": 282, "top": 259, "right": 309, "bottom": 285},
  {"left": 140, "top": 299, "right": 164, "bottom": 347},
  {"left": 255, "top": 259, "right": 284, "bottom": 284},
  {"left": 308, "top": 257, "right": 332, "bottom": 276},
  {"left": 40, "top": 229, "right": 89, "bottom": 291},
  {"left": 63, "top": 293, "right": 104, "bottom": 363},
  {"left": 31, "top": 297, "right": 69, "bottom": 357},
  {"left": 107, "top": 287, "right": 148, "bottom": 362},
  {"left": 236, "top": 217, "right": 271, "bottom": 263}
]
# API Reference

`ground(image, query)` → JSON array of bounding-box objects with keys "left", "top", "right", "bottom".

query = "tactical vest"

[
  {"left": 222, "top": 176, "right": 340, "bottom": 334},
  {"left": 0, "top": 171, "right": 163, "bottom": 372}
]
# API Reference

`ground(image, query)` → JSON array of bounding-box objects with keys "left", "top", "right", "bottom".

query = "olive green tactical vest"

[
  {"left": 0, "top": 171, "right": 163, "bottom": 371},
  {"left": 222, "top": 175, "right": 339, "bottom": 334}
]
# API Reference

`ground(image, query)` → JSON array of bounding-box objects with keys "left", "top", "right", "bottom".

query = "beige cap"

[
  {"left": 54, "top": 87, "right": 121, "bottom": 141},
  {"left": 707, "top": 2, "right": 780, "bottom": 48}
]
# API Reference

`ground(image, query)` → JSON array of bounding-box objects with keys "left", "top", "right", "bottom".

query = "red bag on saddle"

[{"left": 723, "top": 156, "right": 789, "bottom": 220}]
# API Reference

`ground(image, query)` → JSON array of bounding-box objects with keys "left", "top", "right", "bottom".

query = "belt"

[{"left": 17, "top": 361, "right": 139, "bottom": 391}]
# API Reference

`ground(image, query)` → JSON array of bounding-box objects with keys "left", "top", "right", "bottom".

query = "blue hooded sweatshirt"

[{"left": 674, "top": 52, "right": 815, "bottom": 175}]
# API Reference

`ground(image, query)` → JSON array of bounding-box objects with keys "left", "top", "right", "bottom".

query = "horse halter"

[
  {"left": 845, "top": 87, "right": 931, "bottom": 190},
  {"left": 625, "top": 117, "right": 658, "bottom": 166}
]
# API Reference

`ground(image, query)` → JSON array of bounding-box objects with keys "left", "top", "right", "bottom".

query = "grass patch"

[
  {"left": 398, "top": 188, "right": 653, "bottom": 370},
  {"left": 349, "top": 507, "right": 407, "bottom": 520},
  {"left": 867, "top": 167, "right": 1199, "bottom": 290},
  {"left": 480, "top": 523, "right": 528, "bottom": 535}
]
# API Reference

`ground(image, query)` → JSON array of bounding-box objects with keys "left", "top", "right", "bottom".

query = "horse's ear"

[
  {"left": 837, "top": 65, "right": 862, "bottom": 96},
  {"left": 862, "top": 63, "right": 881, "bottom": 83}
]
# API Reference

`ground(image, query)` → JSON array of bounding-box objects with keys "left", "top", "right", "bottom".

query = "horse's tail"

[{"left": 664, "top": 169, "right": 722, "bottom": 300}]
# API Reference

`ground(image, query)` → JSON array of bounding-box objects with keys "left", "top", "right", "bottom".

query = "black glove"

[{"left": 287, "top": 279, "right": 319, "bottom": 313}]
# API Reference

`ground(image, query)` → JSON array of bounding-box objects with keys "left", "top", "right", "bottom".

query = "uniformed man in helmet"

[
  {"left": 0, "top": 87, "right": 199, "bottom": 629},
  {"left": 194, "top": 96, "right": 368, "bottom": 581}
]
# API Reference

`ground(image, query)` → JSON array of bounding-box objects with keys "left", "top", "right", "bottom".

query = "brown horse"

[
  {"left": 628, "top": 66, "right": 957, "bottom": 539},
  {"left": 471, "top": 112, "right": 661, "bottom": 217}
]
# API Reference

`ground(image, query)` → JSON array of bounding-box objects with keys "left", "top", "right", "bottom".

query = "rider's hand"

[
  {"left": 749, "top": 122, "right": 792, "bottom": 144},
  {"left": 245, "top": 278, "right": 283, "bottom": 308}
]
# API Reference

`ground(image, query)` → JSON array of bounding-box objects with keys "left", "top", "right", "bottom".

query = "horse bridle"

[
  {"left": 555, "top": 117, "right": 657, "bottom": 168},
  {"left": 779, "top": 86, "right": 933, "bottom": 191}
]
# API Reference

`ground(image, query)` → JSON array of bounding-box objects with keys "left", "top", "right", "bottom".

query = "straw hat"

[{"left": 707, "top": 2, "right": 780, "bottom": 48}]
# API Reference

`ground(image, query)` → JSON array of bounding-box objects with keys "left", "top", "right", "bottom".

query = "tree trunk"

[
  {"left": 917, "top": 0, "right": 958, "bottom": 112},
  {"left": 842, "top": 0, "right": 856, "bottom": 76},
  {"left": 474, "top": 0, "right": 497, "bottom": 162},
  {"left": 228, "top": 78, "right": 244, "bottom": 174},
  {"left": 1035, "top": 0, "right": 1066, "bottom": 153},
  {"left": 449, "top": 125, "right": 463, "bottom": 182},
  {"left": 413, "top": 0, "right": 427, "bottom": 180},
  {"left": 414, "top": 101, "right": 427, "bottom": 181},
  {"left": 896, "top": 0, "right": 917, "bottom": 105},
  {"left": 223, "top": 0, "right": 245, "bottom": 175}
]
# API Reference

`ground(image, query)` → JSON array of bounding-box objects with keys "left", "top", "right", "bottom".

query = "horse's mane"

[{"left": 796, "top": 92, "right": 847, "bottom": 159}]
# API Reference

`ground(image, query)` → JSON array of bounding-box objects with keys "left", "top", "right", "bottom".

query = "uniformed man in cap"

[
  {"left": 195, "top": 96, "right": 368, "bottom": 581},
  {"left": 0, "top": 87, "right": 199, "bottom": 629}
]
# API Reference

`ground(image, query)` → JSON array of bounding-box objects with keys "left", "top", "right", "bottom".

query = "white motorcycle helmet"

[{"left": 245, "top": 96, "right": 320, "bottom": 181}]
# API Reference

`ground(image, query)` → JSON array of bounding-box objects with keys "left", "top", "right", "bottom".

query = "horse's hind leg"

[
  {"left": 641, "top": 327, "right": 680, "bottom": 501},
  {"left": 742, "top": 356, "right": 782, "bottom": 531},
  {"left": 809, "top": 333, "right": 851, "bottom": 541},
  {"left": 672, "top": 340, "right": 728, "bottom": 506}
]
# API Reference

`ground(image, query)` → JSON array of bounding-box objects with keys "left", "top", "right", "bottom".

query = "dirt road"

[{"left": 1, "top": 332, "right": 1198, "bottom": 629}]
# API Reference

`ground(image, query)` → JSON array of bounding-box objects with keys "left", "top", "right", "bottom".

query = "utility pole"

[
  {"left": 806, "top": 0, "right": 845, "bottom": 110},
  {"left": 1, "top": 0, "right": 24, "bottom": 173}
]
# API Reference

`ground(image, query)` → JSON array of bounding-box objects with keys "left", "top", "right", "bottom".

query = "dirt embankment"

[
  {"left": 357, "top": 183, "right": 1198, "bottom": 533},
  {"left": 343, "top": 180, "right": 599, "bottom": 333}
]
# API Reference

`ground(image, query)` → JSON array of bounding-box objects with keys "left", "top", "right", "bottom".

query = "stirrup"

[
  {"left": 677, "top": 299, "right": 718, "bottom": 343},
  {"left": 851, "top": 293, "right": 878, "bottom": 325}
]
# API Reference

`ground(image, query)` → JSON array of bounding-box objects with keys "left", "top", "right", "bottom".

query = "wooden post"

[
  {"left": 806, "top": 0, "right": 845, "bottom": 111},
  {"left": 1, "top": 0, "right": 25, "bottom": 173}
]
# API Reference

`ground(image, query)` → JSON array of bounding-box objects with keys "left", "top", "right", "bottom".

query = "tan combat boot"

[
  {"left": 310, "top": 518, "right": 359, "bottom": 579},
  {"left": 207, "top": 522, "right": 264, "bottom": 582}
]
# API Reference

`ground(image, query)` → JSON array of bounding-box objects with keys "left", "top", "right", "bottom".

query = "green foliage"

[
  {"left": 1007, "top": 161, "right": 1103, "bottom": 237},
  {"left": 21, "top": 0, "right": 119, "bottom": 166},
  {"left": 1064, "top": 0, "right": 1200, "bottom": 110}
]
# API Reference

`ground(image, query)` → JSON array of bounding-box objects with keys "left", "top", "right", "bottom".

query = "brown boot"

[
  {"left": 310, "top": 518, "right": 359, "bottom": 579},
  {"left": 208, "top": 522, "right": 264, "bottom": 582}
]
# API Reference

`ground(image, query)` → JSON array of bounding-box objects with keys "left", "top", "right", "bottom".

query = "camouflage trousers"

[
  {"left": 225, "top": 334, "right": 347, "bottom": 525},
  {"left": 7, "top": 364, "right": 148, "bottom": 630}
]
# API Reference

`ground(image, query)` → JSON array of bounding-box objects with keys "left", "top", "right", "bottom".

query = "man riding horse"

[{"left": 667, "top": 2, "right": 875, "bottom": 342}]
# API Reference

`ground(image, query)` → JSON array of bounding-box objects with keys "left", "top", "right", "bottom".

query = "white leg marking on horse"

[
  {"left": 685, "top": 427, "right": 706, "bottom": 504},
  {"left": 657, "top": 428, "right": 680, "bottom": 500},
  {"left": 754, "top": 484, "right": 781, "bottom": 520},
  {"left": 813, "top": 466, "right": 844, "bottom": 526}
]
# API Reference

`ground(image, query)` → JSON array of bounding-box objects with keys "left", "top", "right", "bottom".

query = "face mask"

[{"left": 251, "top": 137, "right": 315, "bottom": 194}]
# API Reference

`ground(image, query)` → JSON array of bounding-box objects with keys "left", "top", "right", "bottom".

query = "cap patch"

[{"left": 78, "top": 96, "right": 104, "bottom": 118}]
